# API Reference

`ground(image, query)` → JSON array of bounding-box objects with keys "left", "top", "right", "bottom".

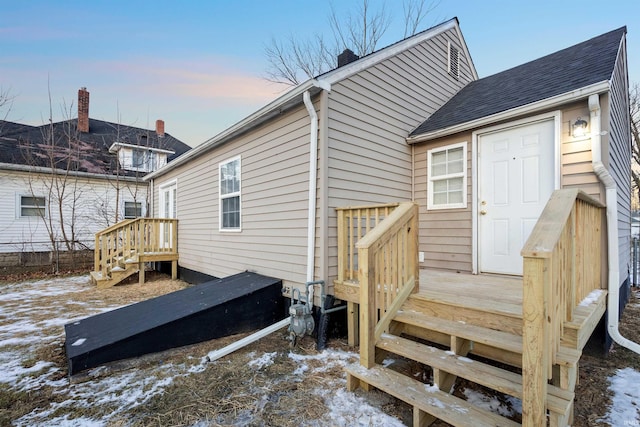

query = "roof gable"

[
  {"left": 410, "top": 26, "right": 626, "bottom": 138},
  {"left": 147, "top": 17, "right": 476, "bottom": 180}
]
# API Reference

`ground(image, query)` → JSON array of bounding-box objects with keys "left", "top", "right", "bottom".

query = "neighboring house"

[
  {"left": 0, "top": 87, "right": 190, "bottom": 268},
  {"left": 407, "top": 26, "right": 631, "bottom": 305},
  {"left": 145, "top": 18, "right": 476, "bottom": 287}
]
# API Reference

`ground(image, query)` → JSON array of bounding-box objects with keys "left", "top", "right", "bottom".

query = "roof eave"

[
  {"left": 0, "top": 162, "right": 144, "bottom": 182},
  {"left": 407, "top": 80, "right": 611, "bottom": 144}
]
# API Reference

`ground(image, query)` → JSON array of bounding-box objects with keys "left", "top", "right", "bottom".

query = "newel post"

[
  {"left": 522, "top": 256, "right": 550, "bottom": 427},
  {"left": 359, "top": 245, "right": 377, "bottom": 370}
]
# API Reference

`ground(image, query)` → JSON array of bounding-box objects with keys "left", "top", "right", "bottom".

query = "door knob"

[{"left": 480, "top": 210, "right": 487, "bottom": 215}]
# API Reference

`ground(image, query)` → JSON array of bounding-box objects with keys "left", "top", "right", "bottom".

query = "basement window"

[
  {"left": 219, "top": 156, "right": 241, "bottom": 231},
  {"left": 427, "top": 142, "right": 467, "bottom": 210},
  {"left": 448, "top": 42, "right": 460, "bottom": 80},
  {"left": 19, "top": 195, "right": 46, "bottom": 218}
]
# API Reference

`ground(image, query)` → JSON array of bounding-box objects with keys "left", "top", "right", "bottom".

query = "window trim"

[
  {"left": 17, "top": 194, "right": 47, "bottom": 218},
  {"left": 219, "top": 155, "right": 242, "bottom": 232},
  {"left": 123, "top": 200, "right": 144, "bottom": 219},
  {"left": 427, "top": 142, "right": 467, "bottom": 210}
]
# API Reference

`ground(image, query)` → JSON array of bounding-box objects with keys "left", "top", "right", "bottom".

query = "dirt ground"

[{"left": 1, "top": 272, "right": 639, "bottom": 426}]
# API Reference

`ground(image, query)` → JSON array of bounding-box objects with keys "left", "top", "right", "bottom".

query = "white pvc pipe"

[
  {"left": 303, "top": 91, "right": 318, "bottom": 305},
  {"left": 204, "top": 317, "right": 291, "bottom": 363},
  {"left": 589, "top": 93, "right": 640, "bottom": 354}
]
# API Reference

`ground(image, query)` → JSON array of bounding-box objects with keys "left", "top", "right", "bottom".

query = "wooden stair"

[
  {"left": 345, "top": 288, "right": 604, "bottom": 426},
  {"left": 90, "top": 218, "right": 179, "bottom": 288}
]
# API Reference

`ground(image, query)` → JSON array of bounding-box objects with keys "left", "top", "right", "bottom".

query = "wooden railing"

[
  {"left": 353, "top": 202, "right": 419, "bottom": 369},
  {"left": 336, "top": 203, "right": 399, "bottom": 282},
  {"left": 94, "top": 218, "right": 178, "bottom": 279},
  {"left": 520, "top": 189, "right": 604, "bottom": 427}
]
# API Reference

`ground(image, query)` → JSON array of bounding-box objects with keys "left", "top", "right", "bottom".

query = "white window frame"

[
  {"left": 427, "top": 142, "right": 467, "bottom": 210},
  {"left": 219, "top": 155, "right": 241, "bottom": 232},
  {"left": 123, "top": 200, "right": 144, "bottom": 219},
  {"left": 17, "top": 194, "right": 47, "bottom": 218}
]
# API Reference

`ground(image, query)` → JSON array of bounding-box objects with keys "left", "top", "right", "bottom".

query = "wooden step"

[
  {"left": 561, "top": 289, "right": 607, "bottom": 350},
  {"left": 346, "top": 363, "right": 520, "bottom": 427},
  {"left": 395, "top": 310, "right": 522, "bottom": 353},
  {"left": 394, "top": 310, "right": 581, "bottom": 369},
  {"left": 377, "top": 333, "right": 574, "bottom": 419}
]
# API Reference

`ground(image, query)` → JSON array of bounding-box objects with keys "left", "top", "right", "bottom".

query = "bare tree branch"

[
  {"left": 263, "top": 0, "right": 438, "bottom": 86},
  {"left": 630, "top": 83, "right": 640, "bottom": 209}
]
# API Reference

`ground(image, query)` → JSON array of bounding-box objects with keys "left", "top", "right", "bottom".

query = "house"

[
  {"left": 110, "top": 20, "right": 631, "bottom": 425},
  {"left": 144, "top": 18, "right": 476, "bottom": 286},
  {"left": 0, "top": 87, "right": 190, "bottom": 271}
]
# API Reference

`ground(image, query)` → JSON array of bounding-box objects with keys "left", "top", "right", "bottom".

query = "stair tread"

[
  {"left": 378, "top": 334, "right": 573, "bottom": 415},
  {"left": 395, "top": 310, "right": 522, "bottom": 353},
  {"left": 346, "top": 363, "right": 520, "bottom": 427},
  {"left": 394, "top": 310, "right": 579, "bottom": 367}
]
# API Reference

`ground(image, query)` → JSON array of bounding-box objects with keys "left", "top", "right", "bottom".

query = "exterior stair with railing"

[{"left": 90, "top": 218, "right": 179, "bottom": 288}]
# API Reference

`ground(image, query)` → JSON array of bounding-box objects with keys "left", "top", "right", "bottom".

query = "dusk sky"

[{"left": 1, "top": 0, "right": 638, "bottom": 147}]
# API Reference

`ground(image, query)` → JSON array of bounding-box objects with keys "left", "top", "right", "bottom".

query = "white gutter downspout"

[
  {"left": 589, "top": 93, "right": 640, "bottom": 354},
  {"left": 303, "top": 83, "right": 329, "bottom": 304}
]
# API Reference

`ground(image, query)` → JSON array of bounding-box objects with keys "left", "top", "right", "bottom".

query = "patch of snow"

[
  {"left": 445, "top": 350, "right": 455, "bottom": 356},
  {"left": 71, "top": 338, "right": 86, "bottom": 346},
  {"left": 463, "top": 388, "right": 518, "bottom": 417},
  {"left": 602, "top": 367, "right": 640, "bottom": 425},
  {"left": 381, "top": 358, "right": 395, "bottom": 367},
  {"left": 579, "top": 289, "right": 605, "bottom": 306},
  {"left": 248, "top": 351, "right": 277, "bottom": 369},
  {"left": 321, "top": 388, "right": 406, "bottom": 427},
  {"left": 425, "top": 383, "right": 440, "bottom": 392},
  {"left": 458, "top": 356, "right": 473, "bottom": 363}
]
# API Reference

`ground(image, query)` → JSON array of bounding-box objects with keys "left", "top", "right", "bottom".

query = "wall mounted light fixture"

[{"left": 572, "top": 117, "right": 588, "bottom": 138}]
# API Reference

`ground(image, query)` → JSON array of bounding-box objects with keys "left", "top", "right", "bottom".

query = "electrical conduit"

[{"left": 589, "top": 93, "right": 640, "bottom": 354}]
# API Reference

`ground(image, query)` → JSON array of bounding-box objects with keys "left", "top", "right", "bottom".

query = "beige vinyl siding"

[
  {"left": 560, "top": 103, "right": 602, "bottom": 198},
  {"left": 326, "top": 29, "right": 474, "bottom": 281},
  {"left": 414, "top": 133, "right": 473, "bottom": 271},
  {"left": 0, "top": 169, "right": 146, "bottom": 253},
  {"left": 151, "top": 103, "right": 314, "bottom": 289},
  {"left": 608, "top": 40, "right": 632, "bottom": 283}
]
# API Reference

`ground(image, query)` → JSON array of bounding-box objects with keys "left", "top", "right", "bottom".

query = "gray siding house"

[
  {"left": 146, "top": 22, "right": 631, "bottom": 310},
  {"left": 145, "top": 18, "right": 476, "bottom": 293},
  {"left": 408, "top": 27, "right": 631, "bottom": 296}
]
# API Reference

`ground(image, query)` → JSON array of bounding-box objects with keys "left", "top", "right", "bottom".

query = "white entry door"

[
  {"left": 478, "top": 119, "right": 555, "bottom": 275},
  {"left": 159, "top": 182, "right": 177, "bottom": 248}
]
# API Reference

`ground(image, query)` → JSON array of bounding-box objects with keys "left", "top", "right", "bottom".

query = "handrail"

[
  {"left": 336, "top": 203, "right": 400, "bottom": 282},
  {"left": 356, "top": 202, "right": 419, "bottom": 369},
  {"left": 520, "top": 189, "right": 604, "bottom": 427},
  {"left": 93, "top": 217, "right": 178, "bottom": 278}
]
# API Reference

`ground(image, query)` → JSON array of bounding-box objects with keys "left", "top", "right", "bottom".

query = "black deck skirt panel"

[{"left": 65, "top": 271, "right": 284, "bottom": 375}]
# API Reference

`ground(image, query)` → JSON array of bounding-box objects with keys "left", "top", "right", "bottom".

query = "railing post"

[
  {"left": 94, "top": 233, "right": 100, "bottom": 272},
  {"left": 172, "top": 219, "right": 178, "bottom": 253},
  {"left": 337, "top": 209, "right": 346, "bottom": 282},
  {"left": 522, "top": 256, "right": 550, "bottom": 427},
  {"left": 359, "top": 245, "right": 376, "bottom": 369},
  {"left": 410, "top": 204, "right": 419, "bottom": 293}
]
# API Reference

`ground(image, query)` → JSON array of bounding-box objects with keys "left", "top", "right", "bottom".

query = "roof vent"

[
  {"left": 338, "top": 49, "right": 360, "bottom": 67},
  {"left": 448, "top": 42, "right": 460, "bottom": 80}
]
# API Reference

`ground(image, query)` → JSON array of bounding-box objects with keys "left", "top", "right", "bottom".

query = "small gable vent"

[{"left": 448, "top": 42, "right": 460, "bottom": 80}]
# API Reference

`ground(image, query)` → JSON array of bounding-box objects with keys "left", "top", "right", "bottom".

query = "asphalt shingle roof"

[
  {"left": 410, "top": 26, "right": 626, "bottom": 137},
  {"left": 0, "top": 118, "right": 190, "bottom": 177}
]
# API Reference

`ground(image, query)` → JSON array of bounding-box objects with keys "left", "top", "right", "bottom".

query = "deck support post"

[
  {"left": 413, "top": 406, "right": 436, "bottom": 427},
  {"left": 359, "top": 246, "right": 376, "bottom": 369},
  {"left": 347, "top": 301, "right": 359, "bottom": 347},
  {"left": 171, "top": 260, "right": 178, "bottom": 280},
  {"left": 139, "top": 262, "right": 145, "bottom": 285}
]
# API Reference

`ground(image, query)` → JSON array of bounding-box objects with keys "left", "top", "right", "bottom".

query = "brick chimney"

[
  {"left": 337, "top": 49, "right": 359, "bottom": 67},
  {"left": 77, "top": 87, "right": 90, "bottom": 133},
  {"left": 155, "top": 119, "right": 165, "bottom": 137}
]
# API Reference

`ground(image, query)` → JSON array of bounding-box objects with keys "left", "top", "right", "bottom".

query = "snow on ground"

[
  {"left": 603, "top": 367, "right": 640, "bottom": 425},
  {"left": 2, "top": 275, "right": 639, "bottom": 426}
]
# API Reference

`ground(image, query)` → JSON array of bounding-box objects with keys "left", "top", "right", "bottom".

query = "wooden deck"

[
  {"left": 90, "top": 218, "right": 179, "bottom": 288},
  {"left": 334, "top": 190, "right": 607, "bottom": 426}
]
